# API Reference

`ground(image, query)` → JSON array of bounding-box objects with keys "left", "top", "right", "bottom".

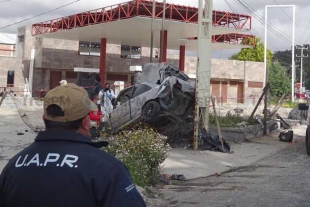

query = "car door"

[
  {"left": 129, "top": 84, "right": 156, "bottom": 120},
  {"left": 110, "top": 87, "right": 133, "bottom": 130}
]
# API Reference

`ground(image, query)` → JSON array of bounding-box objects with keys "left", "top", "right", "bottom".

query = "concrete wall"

[{"left": 0, "top": 57, "right": 24, "bottom": 92}]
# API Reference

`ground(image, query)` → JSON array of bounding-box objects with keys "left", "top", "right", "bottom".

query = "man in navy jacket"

[{"left": 0, "top": 83, "right": 146, "bottom": 207}]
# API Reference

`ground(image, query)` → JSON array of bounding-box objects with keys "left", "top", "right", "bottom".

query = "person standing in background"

[
  {"left": 99, "top": 83, "right": 115, "bottom": 124},
  {"left": 93, "top": 75, "right": 102, "bottom": 111}
]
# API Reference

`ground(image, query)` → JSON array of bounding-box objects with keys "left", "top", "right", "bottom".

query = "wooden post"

[
  {"left": 211, "top": 95, "right": 225, "bottom": 152},
  {"left": 0, "top": 90, "right": 8, "bottom": 106},
  {"left": 269, "top": 94, "right": 286, "bottom": 118},
  {"left": 249, "top": 83, "right": 269, "bottom": 121}
]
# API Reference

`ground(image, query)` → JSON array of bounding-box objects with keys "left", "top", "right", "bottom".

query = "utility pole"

[
  {"left": 193, "top": 0, "right": 213, "bottom": 150},
  {"left": 159, "top": 0, "right": 166, "bottom": 63},
  {"left": 296, "top": 44, "right": 309, "bottom": 95},
  {"left": 150, "top": 0, "right": 155, "bottom": 63}
]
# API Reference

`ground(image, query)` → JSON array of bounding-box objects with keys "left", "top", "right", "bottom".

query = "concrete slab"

[
  {"left": 0, "top": 96, "right": 36, "bottom": 170},
  {"left": 161, "top": 124, "right": 306, "bottom": 180}
]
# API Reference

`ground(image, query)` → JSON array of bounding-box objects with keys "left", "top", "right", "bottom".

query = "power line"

[
  {"left": 300, "top": 21, "right": 310, "bottom": 44},
  {"left": 225, "top": 0, "right": 279, "bottom": 51},
  {"left": 0, "top": 0, "right": 80, "bottom": 30},
  {"left": 0, "top": 0, "right": 11, "bottom": 3},
  {"left": 226, "top": 0, "right": 289, "bottom": 51},
  {"left": 273, "top": 0, "right": 304, "bottom": 43},
  {"left": 225, "top": 0, "right": 294, "bottom": 69},
  {"left": 236, "top": 0, "right": 294, "bottom": 45}
]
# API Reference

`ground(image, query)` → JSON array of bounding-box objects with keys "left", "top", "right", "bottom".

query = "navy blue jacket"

[{"left": 0, "top": 130, "right": 146, "bottom": 207}]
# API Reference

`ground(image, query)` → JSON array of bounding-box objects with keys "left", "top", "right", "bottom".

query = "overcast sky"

[{"left": 0, "top": 0, "right": 309, "bottom": 59}]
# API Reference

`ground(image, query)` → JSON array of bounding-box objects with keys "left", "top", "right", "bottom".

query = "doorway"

[
  {"left": 7, "top": 70, "right": 15, "bottom": 87},
  {"left": 237, "top": 82, "right": 244, "bottom": 103},
  {"left": 50, "top": 71, "right": 62, "bottom": 89}
]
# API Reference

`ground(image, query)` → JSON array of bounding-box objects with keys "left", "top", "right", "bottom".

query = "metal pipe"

[
  {"left": 265, "top": 5, "right": 295, "bottom": 101},
  {"left": 264, "top": 5, "right": 267, "bottom": 87},
  {"left": 150, "top": 0, "right": 155, "bottom": 62},
  {"left": 292, "top": 5, "right": 295, "bottom": 102},
  {"left": 160, "top": 0, "right": 166, "bottom": 63}
]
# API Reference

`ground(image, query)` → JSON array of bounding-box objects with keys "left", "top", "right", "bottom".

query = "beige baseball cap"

[{"left": 44, "top": 83, "right": 98, "bottom": 122}]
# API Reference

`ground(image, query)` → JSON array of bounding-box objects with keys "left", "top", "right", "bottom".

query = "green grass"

[{"left": 209, "top": 113, "right": 244, "bottom": 128}]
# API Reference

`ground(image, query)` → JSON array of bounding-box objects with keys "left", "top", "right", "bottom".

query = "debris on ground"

[
  {"left": 158, "top": 174, "right": 171, "bottom": 185},
  {"left": 234, "top": 107, "right": 244, "bottom": 114},
  {"left": 215, "top": 172, "right": 222, "bottom": 177},
  {"left": 171, "top": 174, "right": 186, "bottom": 181},
  {"left": 17, "top": 132, "right": 24, "bottom": 135},
  {"left": 288, "top": 105, "right": 307, "bottom": 121},
  {"left": 199, "top": 128, "right": 231, "bottom": 153},
  {"left": 279, "top": 130, "right": 293, "bottom": 142}
]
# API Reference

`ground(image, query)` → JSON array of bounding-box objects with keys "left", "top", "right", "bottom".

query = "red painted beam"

[
  {"left": 99, "top": 38, "right": 107, "bottom": 85},
  {"left": 31, "top": 0, "right": 252, "bottom": 36},
  {"left": 185, "top": 33, "right": 256, "bottom": 46},
  {"left": 179, "top": 45, "right": 185, "bottom": 72},
  {"left": 160, "top": 30, "right": 168, "bottom": 63}
]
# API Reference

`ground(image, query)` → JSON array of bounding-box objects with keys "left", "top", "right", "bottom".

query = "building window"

[
  {"left": 7, "top": 70, "right": 15, "bottom": 87},
  {"left": 248, "top": 81, "right": 263, "bottom": 88},
  {"left": 79, "top": 41, "right": 100, "bottom": 56},
  {"left": 18, "top": 35, "right": 24, "bottom": 43},
  {"left": 121, "top": 45, "right": 141, "bottom": 59}
]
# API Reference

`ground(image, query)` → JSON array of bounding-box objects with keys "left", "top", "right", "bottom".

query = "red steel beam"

[
  {"left": 99, "top": 38, "right": 107, "bottom": 84},
  {"left": 32, "top": 0, "right": 252, "bottom": 36},
  {"left": 179, "top": 45, "right": 185, "bottom": 72},
  {"left": 186, "top": 33, "right": 256, "bottom": 46}
]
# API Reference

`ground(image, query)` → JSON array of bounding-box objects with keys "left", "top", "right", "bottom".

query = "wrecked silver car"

[{"left": 108, "top": 63, "right": 195, "bottom": 136}]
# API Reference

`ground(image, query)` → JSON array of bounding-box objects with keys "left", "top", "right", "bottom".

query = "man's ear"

[
  {"left": 81, "top": 115, "right": 89, "bottom": 130},
  {"left": 42, "top": 114, "right": 46, "bottom": 121}
]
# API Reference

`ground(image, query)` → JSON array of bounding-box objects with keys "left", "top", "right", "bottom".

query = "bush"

[
  {"left": 98, "top": 123, "right": 170, "bottom": 187},
  {"left": 209, "top": 112, "right": 243, "bottom": 127},
  {"left": 282, "top": 100, "right": 298, "bottom": 108}
]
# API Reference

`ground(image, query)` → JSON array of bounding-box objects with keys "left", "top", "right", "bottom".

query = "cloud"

[{"left": 0, "top": 0, "right": 309, "bottom": 59}]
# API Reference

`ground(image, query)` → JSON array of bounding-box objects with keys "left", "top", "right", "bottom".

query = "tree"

[
  {"left": 268, "top": 62, "right": 291, "bottom": 97},
  {"left": 229, "top": 37, "right": 273, "bottom": 64},
  {"left": 273, "top": 49, "right": 310, "bottom": 90}
]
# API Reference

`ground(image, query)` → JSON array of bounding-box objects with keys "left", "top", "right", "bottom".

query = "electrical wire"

[
  {"left": 225, "top": 0, "right": 294, "bottom": 69},
  {"left": 238, "top": 0, "right": 294, "bottom": 43},
  {"left": 235, "top": 0, "right": 294, "bottom": 45},
  {"left": 225, "top": 0, "right": 281, "bottom": 52},
  {"left": 273, "top": 0, "right": 305, "bottom": 42},
  {"left": 0, "top": 0, "right": 80, "bottom": 30}
]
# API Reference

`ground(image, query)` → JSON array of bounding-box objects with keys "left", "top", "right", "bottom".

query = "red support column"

[
  {"left": 179, "top": 45, "right": 185, "bottom": 72},
  {"left": 99, "top": 38, "right": 107, "bottom": 85},
  {"left": 160, "top": 30, "right": 168, "bottom": 63}
]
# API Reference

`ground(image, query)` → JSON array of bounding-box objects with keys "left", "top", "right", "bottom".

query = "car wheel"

[
  {"left": 159, "top": 95, "right": 177, "bottom": 110},
  {"left": 142, "top": 101, "right": 161, "bottom": 123},
  {"left": 306, "top": 131, "right": 310, "bottom": 156}
]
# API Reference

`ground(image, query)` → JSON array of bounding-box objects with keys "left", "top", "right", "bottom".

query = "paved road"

[{"left": 160, "top": 139, "right": 310, "bottom": 207}]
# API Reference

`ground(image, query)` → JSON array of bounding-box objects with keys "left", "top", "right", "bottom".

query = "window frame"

[
  {"left": 120, "top": 45, "right": 141, "bottom": 60},
  {"left": 78, "top": 41, "right": 101, "bottom": 56},
  {"left": 7, "top": 70, "right": 15, "bottom": 87}
]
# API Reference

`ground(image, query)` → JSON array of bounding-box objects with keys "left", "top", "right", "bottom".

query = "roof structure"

[
  {"left": 31, "top": 0, "right": 255, "bottom": 51},
  {"left": 0, "top": 33, "right": 16, "bottom": 45}
]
